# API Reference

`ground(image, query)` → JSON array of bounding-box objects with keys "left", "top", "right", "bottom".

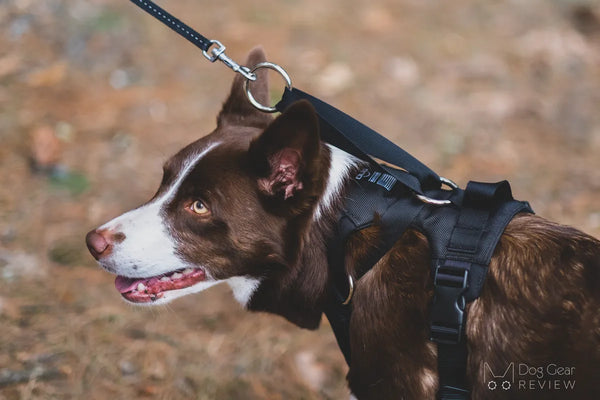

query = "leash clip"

[{"left": 203, "top": 40, "right": 257, "bottom": 81}]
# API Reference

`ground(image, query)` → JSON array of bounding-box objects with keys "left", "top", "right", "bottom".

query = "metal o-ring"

[
  {"left": 341, "top": 275, "right": 355, "bottom": 305},
  {"left": 244, "top": 62, "right": 292, "bottom": 113}
]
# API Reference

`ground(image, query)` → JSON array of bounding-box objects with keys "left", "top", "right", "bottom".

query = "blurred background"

[{"left": 1, "top": 0, "right": 599, "bottom": 399}]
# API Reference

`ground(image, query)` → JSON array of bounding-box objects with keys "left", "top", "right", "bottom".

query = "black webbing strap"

[
  {"left": 325, "top": 174, "right": 425, "bottom": 365},
  {"left": 437, "top": 342, "right": 470, "bottom": 400},
  {"left": 276, "top": 88, "right": 442, "bottom": 194},
  {"left": 129, "top": 0, "right": 212, "bottom": 52},
  {"left": 430, "top": 181, "right": 533, "bottom": 400}
]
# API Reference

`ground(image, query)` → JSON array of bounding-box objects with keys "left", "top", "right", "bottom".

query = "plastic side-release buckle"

[{"left": 430, "top": 262, "right": 469, "bottom": 345}]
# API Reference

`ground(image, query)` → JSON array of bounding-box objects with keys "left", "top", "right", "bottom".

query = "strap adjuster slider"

[{"left": 430, "top": 263, "right": 469, "bottom": 345}]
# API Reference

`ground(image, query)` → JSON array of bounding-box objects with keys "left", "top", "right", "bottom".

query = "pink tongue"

[{"left": 115, "top": 276, "right": 144, "bottom": 293}]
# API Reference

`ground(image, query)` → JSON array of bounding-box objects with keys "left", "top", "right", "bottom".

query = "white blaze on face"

[
  {"left": 97, "top": 142, "right": 221, "bottom": 279},
  {"left": 95, "top": 140, "right": 262, "bottom": 307}
]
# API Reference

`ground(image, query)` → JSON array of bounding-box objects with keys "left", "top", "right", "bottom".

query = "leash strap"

[
  {"left": 129, "top": 0, "right": 212, "bottom": 51},
  {"left": 276, "top": 88, "right": 443, "bottom": 195},
  {"left": 129, "top": 0, "right": 257, "bottom": 81}
]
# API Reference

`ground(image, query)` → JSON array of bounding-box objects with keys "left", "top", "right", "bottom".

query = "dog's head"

[{"left": 85, "top": 48, "right": 337, "bottom": 309}]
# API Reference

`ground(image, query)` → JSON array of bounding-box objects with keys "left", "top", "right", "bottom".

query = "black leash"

[
  {"left": 129, "top": 0, "right": 257, "bottom": 81},
  {"left": 129, "top": 0, "right": 211, "bottom": 52}
]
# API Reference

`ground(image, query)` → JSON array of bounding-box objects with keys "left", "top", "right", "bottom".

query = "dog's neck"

[
  {"left": 243, "top": 144, "right": 362, "bottom": 328},
  {"left": 314, "top": 145, "right": 362, "bottom": 220}
]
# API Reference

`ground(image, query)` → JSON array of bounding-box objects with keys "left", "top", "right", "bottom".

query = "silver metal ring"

[
  {"left": 440, "top": 176, "right": 459, "bottom": 190},
  {"left": 414, "top": 176, "right": 459, "bottom": 205},
  {"left": 415, "top": 194, "right": 453, "bottom": 206},
  {"left": 244, "top": 62, "right": 292, "bottom": 113},
  {"left": 341, "top": 275, "right": 355, "bottom": 305}
]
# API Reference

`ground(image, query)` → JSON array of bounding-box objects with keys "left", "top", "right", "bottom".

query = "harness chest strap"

[{"left": 324, "top": 173, "right": 426, "bottom": 366}]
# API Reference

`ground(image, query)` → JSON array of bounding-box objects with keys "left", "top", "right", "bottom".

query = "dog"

[{"left": 86, "top": 48, "right": 600, "bottom": 399}]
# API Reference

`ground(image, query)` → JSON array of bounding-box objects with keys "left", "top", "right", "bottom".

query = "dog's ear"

[
  {"left": 217, "top": 47, "right": 272, "bottom": 128},
  {"left": 249, "top": 100, "right": 323, "bottom": 209}
]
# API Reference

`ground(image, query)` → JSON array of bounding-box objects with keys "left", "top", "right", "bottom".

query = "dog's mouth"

[{"left": 114, "top": 267, "right": 206, "bottom": 303}]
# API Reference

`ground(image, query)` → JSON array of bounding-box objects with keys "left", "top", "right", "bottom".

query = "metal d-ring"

[
  {"left": 244, "top": 62, "right": 292, "bottom": 113},
  {"left": 440, "top": 176, "right": 459, "bottom": 190},
  {"left": 341, "top": 275, "right": 355, "bottom": 305},
  {"left": 414, "top": 176, "right": 459, "bottom": 206}
]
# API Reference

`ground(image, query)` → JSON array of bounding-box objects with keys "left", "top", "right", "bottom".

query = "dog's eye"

[{"left": 190, "top": 200, "right": 209, "bottom": 215}]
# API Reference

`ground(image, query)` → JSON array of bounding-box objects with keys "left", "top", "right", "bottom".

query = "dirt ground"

[{"left": 1, "top": 0, "right": 599, "bottom": 399}]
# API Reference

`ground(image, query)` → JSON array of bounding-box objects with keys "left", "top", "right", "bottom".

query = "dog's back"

[{"left": 346, "top": 213, "right": 600, "bottom": 399}]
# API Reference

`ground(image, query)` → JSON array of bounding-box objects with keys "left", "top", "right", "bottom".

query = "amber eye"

[{"left": 190, "top": 200, "right": 209, "bottom": 215}]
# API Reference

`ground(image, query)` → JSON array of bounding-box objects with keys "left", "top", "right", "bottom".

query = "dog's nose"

[{"left": 86, "top": 230, "right": 111, "bottom": 260}]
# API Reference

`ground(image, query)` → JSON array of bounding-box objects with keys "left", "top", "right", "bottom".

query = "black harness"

[{"left": 276, "top": 89, "right": 534, "bottom": 399}]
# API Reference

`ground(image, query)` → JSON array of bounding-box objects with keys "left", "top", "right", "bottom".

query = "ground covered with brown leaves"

[{"left": 1, "top": 0, "right": 599, "bottom": 399}]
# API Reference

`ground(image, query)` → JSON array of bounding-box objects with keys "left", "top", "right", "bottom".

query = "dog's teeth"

[
  {"left": 183, "top": 268, "right": 194, "bottom": 275},
  {"left": 137, "top": 283, "right": 146, "bottom": 292},
  {"left": 160, "top": 276, "right": 170, "bottom": 282},
  {"left": 171, "top": 272, "right": 182, "bottom": 280}
]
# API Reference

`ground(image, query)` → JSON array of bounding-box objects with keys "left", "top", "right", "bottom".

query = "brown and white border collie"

[{"left": 86, "top": 48, "right": 600, "bottom": 399}]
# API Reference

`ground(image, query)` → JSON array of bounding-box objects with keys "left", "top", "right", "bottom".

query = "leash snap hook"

[
  {"left": 203, "top": 40, "right": 257, "bottom": 81},
  {"left": 202, "top": 39, "right": 225, "bottom": 62},
  {"left": 244, "top": 62, "right": 293, "bottom": 113}
]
